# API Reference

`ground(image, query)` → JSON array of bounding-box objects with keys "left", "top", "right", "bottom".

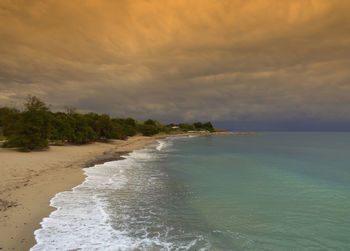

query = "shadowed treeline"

[{"left": 0, "top": 96, "right": 214, "bottom": 151}]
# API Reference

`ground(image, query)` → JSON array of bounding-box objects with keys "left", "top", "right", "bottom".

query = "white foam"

[
  {"left": 31, "top": 160, "right": 128, "bottom": 250},
  {"left": 156, "top": 139, "right": 173, "bottom": 151},
  {"left": 188, "top": 135, "right": 200, "bottom": 138},
  {"left": 31, "top": 145, "right": 177, "bottom": 250},
  {"left": 31, "top": 137, "right": 208, "bottom": 251}
]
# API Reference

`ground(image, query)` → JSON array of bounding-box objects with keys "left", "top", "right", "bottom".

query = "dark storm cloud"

[{"left": 0, "top": 0, "right": 350, "bottom": 125}]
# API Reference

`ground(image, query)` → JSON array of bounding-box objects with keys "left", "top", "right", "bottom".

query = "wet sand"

[
  {"left": 0, "top": 136, "right": 158, "bottom": 250},
  {"left": 0, "top": 131, "right": 255, "bottom": 250}
]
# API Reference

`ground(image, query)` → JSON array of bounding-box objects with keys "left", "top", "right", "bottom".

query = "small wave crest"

[
  {"left": 156, "top": 139, "right": 173, "bottom": 151},
  {"left": 31, "top": 138, "right": 208, "bottom": 250},
  {"left": 31, "top": 146, "right": 172, "bottom": 250}
]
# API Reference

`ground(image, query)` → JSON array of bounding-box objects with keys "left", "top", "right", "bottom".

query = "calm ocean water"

[{"left": 32, "top": 133, "right": 350, "bottom": 250}]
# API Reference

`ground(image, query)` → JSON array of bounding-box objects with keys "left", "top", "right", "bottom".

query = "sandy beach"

[
  {"left": 0, "top": 135, "right": 161, "bottom": 251},
  {"left": 0, "top": 131, "right": 248, "bottom": 250}
]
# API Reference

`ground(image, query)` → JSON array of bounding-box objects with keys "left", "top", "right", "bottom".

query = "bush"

[
  {"left": 179, "top": 123, "right": 195, "bottom": 131},
  {"left": 139, "top": 124, "right": 159, "bottom": 136},
  {"left": 68, "top": 114, "right": 96, "bottom": 144},
  {"left": 0, "top": 95, "right": 217, "bottom": 151},
  {"left": 0, "top": 107, "right": 20, "bottom": 136},
  {"left": 5, "top": 96, "right": 50, "bottom": 151},
  {"left": 111, "top": 118, "right": 138, "bottom": 138},
  {"left": 203, "top": 121, "right": 214, "bottom": 132}
]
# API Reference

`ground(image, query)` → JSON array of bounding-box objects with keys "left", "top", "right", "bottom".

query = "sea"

[{"left": 31, "top": 133, "right": 350, "bottom": 250}]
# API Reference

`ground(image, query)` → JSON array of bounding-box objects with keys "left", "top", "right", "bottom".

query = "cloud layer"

[{"left": 1, "top": 0, "right": 350, "bottom": 126}]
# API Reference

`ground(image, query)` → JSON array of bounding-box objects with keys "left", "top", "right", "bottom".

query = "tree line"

[{"left": 0, "top": 96, "right": 214, "bottom": 151}]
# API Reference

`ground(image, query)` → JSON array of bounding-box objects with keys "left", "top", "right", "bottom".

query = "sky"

[{"left": 0, "top": 0, "right": 349, "bottom": 130}]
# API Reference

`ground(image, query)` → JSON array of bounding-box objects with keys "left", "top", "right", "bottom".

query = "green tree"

[
  {"left": 144, "top": 119, "right": 157, "bottom": 127},
  {"left": 49, "top": 112, "right": 74, "bottom": 142},
  {"left": 0, "top": 107, "right": 20, "bottom": 136},
  {"left": 203, "top": 121, "right": 214, "bottom": 132},
  {"left": 5, "top": 96, "right": 51, "bottom": 151},
  {"left": 96, "top": 114, "right": 114, "bottom": 139},
  {"left": 111, "top": 118, "right": 138, "bottom": 138},
  {"left": 179, "top": 123, "right": 194, "bottom": 131},
  {"left": 25, "top": 95, "right": 49, "bottom": 112},
  {"left": 68, "top": 114, "right": 96, "bottom": 144},
  {"left": 138, "top": 124, "right": 159, "bottom": 136},
  {"left": 193, "top": 122, "right": 203, "bottom": 130}
]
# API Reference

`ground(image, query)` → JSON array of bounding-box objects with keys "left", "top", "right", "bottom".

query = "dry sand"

[
  {"left": 0, "top": 136, "right": 159, "bottom": 251},
  {"left": 0, "top": 131, "right": 253, "bottom": 250}
]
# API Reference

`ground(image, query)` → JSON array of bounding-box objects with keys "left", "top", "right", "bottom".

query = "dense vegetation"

[{"left": 0, "top": 96, "right": 214, "bottom": 151}]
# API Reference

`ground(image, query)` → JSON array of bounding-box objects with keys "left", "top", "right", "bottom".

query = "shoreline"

[
  {"left": 0, "top": 135, "right": 163, "bottom": 250},
  {"left": 0, "top": 132, "right": 255, "bottom": 250}
]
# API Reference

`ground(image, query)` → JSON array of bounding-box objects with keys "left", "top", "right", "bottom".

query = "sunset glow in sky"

[{"left": 0, "top": 0, "right": 349, "bottom": 130}]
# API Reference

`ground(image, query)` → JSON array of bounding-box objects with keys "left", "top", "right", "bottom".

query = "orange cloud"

[{"left": 0, "top": 0, "right": 349, "bottom": 123}]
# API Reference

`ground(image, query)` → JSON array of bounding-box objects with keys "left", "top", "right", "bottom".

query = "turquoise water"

[
  {"left": 162, "top": 133, "right": 350, "bottom": 250},
  {"left": 32, "top": 133, "right": 350, "bottom": 250}
]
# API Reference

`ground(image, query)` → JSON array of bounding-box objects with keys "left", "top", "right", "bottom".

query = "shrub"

[
  {"left": 138, "top": 124, "right": 159, "bottom": 136},
  {"left": 5, "top": 96, "right": 50, "bottom": 151}
]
